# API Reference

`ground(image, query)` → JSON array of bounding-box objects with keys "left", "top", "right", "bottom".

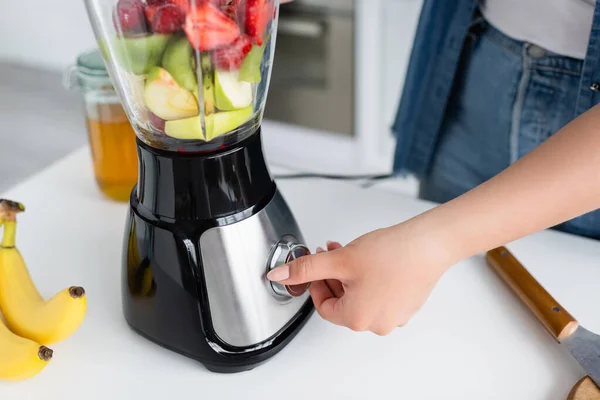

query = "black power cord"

[{"left": 273, "top": 172, "right": 395, "bottom": 188}]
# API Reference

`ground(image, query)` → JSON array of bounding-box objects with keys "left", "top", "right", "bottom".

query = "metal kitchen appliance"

[{"left": 83, "top": 0, "right": 314, "bottom": 373}]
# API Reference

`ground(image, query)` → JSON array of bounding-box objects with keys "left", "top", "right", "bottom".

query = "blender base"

[
  {"left": 124, "top": 300, "right": 314, "bottom": 374},
  {"left": 121, "top": 130, "right": 315, "bottom": 373}
]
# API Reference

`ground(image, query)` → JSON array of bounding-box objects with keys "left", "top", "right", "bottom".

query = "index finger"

[{"left": 267, "top": 248, "right": 347, "bottom": 285}]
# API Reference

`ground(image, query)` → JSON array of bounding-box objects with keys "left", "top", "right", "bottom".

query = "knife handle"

[{"left": 485, "top": 247, "right": 579, "bottom": 342}]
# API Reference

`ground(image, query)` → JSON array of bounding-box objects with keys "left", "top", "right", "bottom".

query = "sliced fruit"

[
  {"left": 164, "top": 107, "right": 253, "bottom": 140},
  {"left": 212, "top": 35, "right": 253, "bottom": 70},
  {"left": 239, "top": 37, "right": 268, "bottom": 82},
  {"left": 215, "top": 70, "right": 253, "bottom": 110},
  {"left": 183, "top": 2, "right": 241, "bottom": 51},
  {"left": 169, "top": 0, "right": 193, "bottom": 14},
  {"left": 162, "top": 35, "right": 197, "bottom": 91},
  {"left": 245, "top": 0, "right": 273, "bottom": 45},
  {"left": 114, "top": 0, "right": 149, "bottom": 34},
  {"left": 151, "top": 4, "right": 185, "bottom": 34},
  {"left": 148, "top": 111, "right": 166, "bottom": 133},
  {"left": 144, "top": 67, "right": 199, "bottom": 120},
  {"left": 205, "top": 107, "right": 254, "bottom": 141},
  {"left": 202, "top": 72, "right": 216, "bottom": 114},
  {"left": 99, "top": 34, "right": 172, "bottom": 76},
  {"left": 145, "top": 5, "right": 161, "bottom": 25},
  {"left": 147, "top": 0, "right": 168, "bottom": 5}
]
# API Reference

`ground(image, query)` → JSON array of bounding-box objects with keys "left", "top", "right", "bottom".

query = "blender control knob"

[{"left": 268, "top": 241, "right": 311, "bottom": 299}]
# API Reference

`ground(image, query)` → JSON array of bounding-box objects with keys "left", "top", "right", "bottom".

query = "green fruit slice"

[
  {"left": 99, "top": 34, "right": 172, "bottom": 76},
  {"left": 214, "top": 70, "right": 253, "bottom": 111},
  {"left": 239, "top": 41, "right": 268, "bottom": 83},
  {"left": 164, "top": 107, "right": 254, "bottom": 141},
  {"left": 162, "top": 35, "right": 197, "bottom": 92},
  {"left": 144, "top": 67, "right": 199, "bottom": 121},
  {"left": 206, "top": 107, "right": 254, "bottom": 141}
]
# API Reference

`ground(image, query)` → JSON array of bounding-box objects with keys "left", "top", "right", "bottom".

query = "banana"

[
  {"left": 0, "top": 315, "right": 53, "bottom": 381},
  {"left": 0, "top": 200, "right": 87, "bottom": 346}
]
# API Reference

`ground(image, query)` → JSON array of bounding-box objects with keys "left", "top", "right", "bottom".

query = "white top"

[
  {"left": 1, "top": 145, "right": 600, "bottom": 399},
  {"left": 479, "top": 0, "right": 595, "bottom": 59}
]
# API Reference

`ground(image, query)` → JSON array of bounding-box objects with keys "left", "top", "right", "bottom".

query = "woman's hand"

[
  {"left": 268, "top": 104, "right": 600, "bottom": 336},
  {"left": 267, "top": 219, "right": 456, "bottom": 336}
]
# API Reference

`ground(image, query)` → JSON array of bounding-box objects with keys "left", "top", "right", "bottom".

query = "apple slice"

[
  {"left": 214, "top": 70, "right": 253, "bottom": 111},
  {"left": 162, "top": 35, "right": 197, "bottom": 92},
  {"left": 164, "top": 107, "right": 253, "bottom": 140},
  {"left": 99, "top": 34, "right": 172, "bottom": 76},
  {"left": 239, "top": 38, "right": 268, "bottom": 82},
  {"left": 144, "top": 67, "right": 199, "bottom": 120}
]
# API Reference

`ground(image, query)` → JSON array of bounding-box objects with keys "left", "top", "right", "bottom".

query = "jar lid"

[
  {"left": 76, "top": 48, "right": 109, "bottom": 78},
  {"left": 64, "top": 48, "right": 114, "bottom": 91}
]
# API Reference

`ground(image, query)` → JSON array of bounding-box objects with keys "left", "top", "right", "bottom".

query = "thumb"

[{"left": 267, "top": 249, "right": 346, "bottom": 285}]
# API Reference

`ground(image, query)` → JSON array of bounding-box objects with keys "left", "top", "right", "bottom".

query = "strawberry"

[
  {"left": 184, "top": 2, "right": 241, "bottom": 51},
  {"left": 150, "top": 4, "right": 185, "bottom": 33},
  {"left": 168, "top": 0, "right": 192, "bottom": 14},
  {"left": 147, "top": 0, "right": 168, "bottom": 5},
  {"left": 144, "top": 5, "right": 160, "bottom": 25},
  {"left": 212, "top": 34, "right": 253, "bottom": 70},
  {"left": 245, "top": 0, "right": 272, "bottom": 45}
]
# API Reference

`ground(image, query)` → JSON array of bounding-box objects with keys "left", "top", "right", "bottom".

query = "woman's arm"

[
  {"left": 267, "top": 104, "right": 600, "bottom": 335},
  {"left": 420, "top": 103, "right": 600, "bottom": 265}
]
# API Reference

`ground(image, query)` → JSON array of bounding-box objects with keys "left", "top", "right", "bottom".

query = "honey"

[{"left": 85, "top": 102, "right": 138, "bottom": 202}]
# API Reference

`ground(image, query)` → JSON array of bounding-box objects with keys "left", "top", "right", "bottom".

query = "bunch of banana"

[{"left": 0, "top": 199, "right": 87, "bottom": 381}]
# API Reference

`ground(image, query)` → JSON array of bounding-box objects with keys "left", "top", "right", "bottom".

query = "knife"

[{"left": 486, "top": 246, "right": 600, "bottom": 389}]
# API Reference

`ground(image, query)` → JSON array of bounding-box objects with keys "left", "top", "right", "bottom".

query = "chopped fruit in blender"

[
  {"left": 168, "top": 0, "right": 193, "bottom": 14},
  {"left": 239, "top": 37, "right": 268, "bottom": 82},
  {"left": 147, "top": 0, "right": 168, "bottom": 5},
  {"left": 202, "top": 73, "right": 216, "bottom": 114},
  {"left": 164, "top": 107, "right": 253, "bottom": 140},
  {"left": 201, "top": 53, "right": 213, "bottom": 73},
  {"left": 150, "top": 4, "right": 185, "bottom": 34},
  {"left": 114, "top": 0, "right": 149, "bottom": 34},
  {"left": 99, "top": 34, "right": 172, "bottom": 76},
  {"left": 183, "top": 3, "right": 241, "bottom": 51},
  {"left": 145, "top": 6, "right": 160, "bottom": 25},
  {"left": 212, "top": 35, "right": 253, "bottom": 70},
  {"left": 144, "top": 67, "right": 199, "bottom": 120},
  {"left": 205, "top": 107, "right": 253, "bottom": 141},
  {"left": 214, "top": 70, "right": 252, "bottom": 110},
  {"left": 162, "top": 35, "right": 197, "bottom": 92},
  {"left": 148, "top": 111, "right": 166, "bottom": 133},
  {"left": 219, "top": 0, "right": 241, "bottom": 21},
  {"left": 245, "top": 0, "right": 273, "bottom": 45}
]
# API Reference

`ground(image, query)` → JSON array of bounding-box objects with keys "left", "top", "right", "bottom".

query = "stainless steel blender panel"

[{"left": 199, "top": 190, "right": 311, "bottom": 348}]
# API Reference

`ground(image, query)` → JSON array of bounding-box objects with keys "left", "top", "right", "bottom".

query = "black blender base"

[
  {"left": 122, "top": 129, "right": 315, "bottom": 374},
  {"left": 124, "top": 318, "right": 258, "bottom": 373},
  {"left": 124, "top": 305, "right": 315, "bottom": 374}
]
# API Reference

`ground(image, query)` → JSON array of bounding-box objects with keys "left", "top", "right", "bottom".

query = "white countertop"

[{"left": 1, "top": 146, "right": 599, "bottom": 399}]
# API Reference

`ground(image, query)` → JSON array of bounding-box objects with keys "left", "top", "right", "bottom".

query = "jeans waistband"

[{"left": 468, "top": 12, "right": 584, "bottom": 76}]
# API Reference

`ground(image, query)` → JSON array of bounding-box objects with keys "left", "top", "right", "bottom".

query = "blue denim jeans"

[{"left": 419, "top": 17, "right": 600, "bottom": 240}]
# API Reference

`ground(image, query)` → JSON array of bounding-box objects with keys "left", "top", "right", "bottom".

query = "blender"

[{"left": 83, "top": 0, "right": 314, "bottom": 373}]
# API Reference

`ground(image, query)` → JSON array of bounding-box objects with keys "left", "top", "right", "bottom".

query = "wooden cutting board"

[{"left": 568, "top": 377, "right": 600, "bottom": 400}]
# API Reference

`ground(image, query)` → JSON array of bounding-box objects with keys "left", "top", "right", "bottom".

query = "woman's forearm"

[{"left": 415, "top": 104, "right": 600, "bottom": 263}]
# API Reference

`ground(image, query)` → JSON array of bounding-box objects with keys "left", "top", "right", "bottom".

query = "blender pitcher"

[
  {"left": 84, "top": 0, "right": 279, "bottom": 152},
  {"left": 83, "top": 0, "right": 314, "bottom": 373}
]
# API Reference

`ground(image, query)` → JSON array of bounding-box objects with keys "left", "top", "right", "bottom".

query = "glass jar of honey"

[{"left": 65, "top": 49, "right": 138, "bottom": 202}]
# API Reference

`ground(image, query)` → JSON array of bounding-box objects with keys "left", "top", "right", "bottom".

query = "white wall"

[{"left": 0, "top": 0, "right": 98, "bottom": 71}]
